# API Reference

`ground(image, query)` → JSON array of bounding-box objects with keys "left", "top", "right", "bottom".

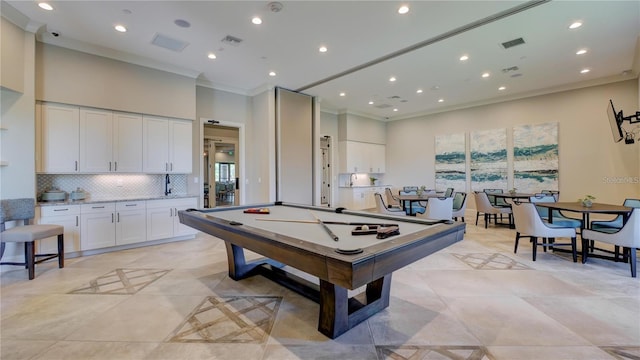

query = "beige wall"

[
  {"left": 1, "top": 17, "right": 25, "bottom": 93},
  {"left": 36, "top": 43, "right": 196, "bottom": 120},
  {"left": 386, "top": 80, "right": 639, "bottom": 207}
]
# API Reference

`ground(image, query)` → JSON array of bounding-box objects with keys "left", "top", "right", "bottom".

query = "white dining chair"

[
  {"left": 582, "top": 208, "right": 640, "bottom": 277},
  {"left": 384, "top": 188, "right": 402, "bottom": 209},
  {"left": 473, "top": 191, "right": 512, "bottom": 228},
  {"left": 417, "top": 197, "right": 452, "bottom": 221},
  {"left": 511, "top": 202, "right": 577, "bottom": 262},
  {"left": 374, "top": 193, "right": 406, "bottom": 216}
]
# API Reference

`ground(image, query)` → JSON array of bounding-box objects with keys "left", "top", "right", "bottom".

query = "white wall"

[
  {"left": 36, "top": 43, "right": 196, "bottom": 120},
  {"left": 386, "top": 80, "right": 639, "bottom": 207}
]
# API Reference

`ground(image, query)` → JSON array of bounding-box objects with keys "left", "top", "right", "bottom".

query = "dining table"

[
  {"left": 534, "top": 201, "right": 633, "bottom": 260},
  {"left": 397, "top": 193, "right": 443, "bottom": 216},
  {"left": 491, "top": 192, "right": 536, "bottom": 202}
]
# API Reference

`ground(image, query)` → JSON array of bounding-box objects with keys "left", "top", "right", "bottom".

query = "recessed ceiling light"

[
  {"left": 207, "top": 53, "right": 217, "bottom": 59},
  {"left": 569, "top": 21, "right": 582, "bottom": 29},
  {"left": 416, "top": 89, "right": 423, "bottom": 94},
  {"left": 174, "top": 19, "right": 191, "bottom": 28},
  {"left": 438, "top": 98, "right": 444, "bottom": 103},
  {"left": 580, "top": 68, "right": 590, "bottom": 74},
  {"left": 368, "top": 101, "right": 374, "bottom": 105},
  {"left": 393, "top": 108, "right": 399, "bottom": 112},
  {"left": 498, "top": 86, "right": 506, "bottom": 91},
  {"left": 252, "top": 17, "right": 262, "bottom": 25},
  {"left": 389, "top": 76, "right": 396, "bottom": 82},
  {"left": 319, "top": 46, "right": 327, "bottom": 53},
  {"left": 269, "top": 71, "right": 276, "bottom": 77},
  {"left": 398, "top": 5, "right": 409, "bottom": 14},
  {"left": 576, "top": 49, "right": 587, "bottom": 55},
  {"left": 114, "top": 25, "right": 127, "bottom": 33},
  {"left": 339, "top": 92, "right": 346, "bottom": 97},
  {"left": 459, "top": 55, "right": 469, "bottom": 61},
  {"left": 481, "top": 72, "right": 490, "bottom": 78},
  {"left": 38, "top": 2, "right": 53, "bottom": 10}
]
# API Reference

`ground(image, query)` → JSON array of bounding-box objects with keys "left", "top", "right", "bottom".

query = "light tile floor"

[{"left": 1, "top": 217, "right": 639, "bottom": 360}]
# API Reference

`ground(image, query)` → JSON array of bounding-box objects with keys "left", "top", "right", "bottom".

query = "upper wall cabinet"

[
  {"left": 339, "top": 141, "right": 386, "bottom": 174},
  {"left": 41, "top": 103, "right": 80, "bottom": 173},
  {"left": 79, "top": 109, "right": 143, "bottom": 173},
  {"left": 143, "top": 116, "right": 192, "bottom": 173}
]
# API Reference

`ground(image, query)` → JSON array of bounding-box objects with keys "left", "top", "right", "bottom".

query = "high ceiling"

[{"left": 4, "top": 0, "right": 639, "bottom": 120}]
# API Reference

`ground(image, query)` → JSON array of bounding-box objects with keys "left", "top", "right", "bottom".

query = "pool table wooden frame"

[{"left": 179, "top": 202, "right": 465, "bottom": 338}]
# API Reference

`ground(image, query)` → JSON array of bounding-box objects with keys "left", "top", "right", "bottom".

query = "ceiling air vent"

[
  {"left": 151, "top": 33, "right": 189, "bottom": 52},
  {"left": 501, "top": 66, "right": 519, "bottom": 73},
  {"left": 375, "top": 104, "right": 392, "bottom": 109},
  {"left": 221, "top": 35, "right": 243, "bottom": 46},
  {"left": 501, "top": 37, "right": 525, "bottom": 49}
]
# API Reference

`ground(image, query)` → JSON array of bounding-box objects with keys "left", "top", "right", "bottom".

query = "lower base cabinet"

[
  {"left": 146, "top": 198, "right": 198, "bottom": 241},
  {"left": 37, "top": 205, "right": 81, "bottom": 254},
  {"left": 81, "top": 203, "right": 117, "bottom": 250},
  {"left": 115, "top": 201, "right": 146, "bottom": 245}
]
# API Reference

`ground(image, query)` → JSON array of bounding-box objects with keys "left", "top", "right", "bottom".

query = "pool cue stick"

[
  {"left": 255, "top": 218, "right": 399, "bottom": 227},
  {"left": 309, "top": 211, "right": 339, "bottom": 242}
]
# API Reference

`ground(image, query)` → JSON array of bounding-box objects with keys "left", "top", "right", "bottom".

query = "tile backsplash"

[{"left": 37, "top": 174, "right": 188, "bottom": 201}]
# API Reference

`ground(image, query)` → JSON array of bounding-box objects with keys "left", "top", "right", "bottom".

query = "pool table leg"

[
  {"left": 225, "top": 242, "right": 283, "bottom": 280},
  {"left": 318, "top": 274, "right": 392, "bottom": 339}
]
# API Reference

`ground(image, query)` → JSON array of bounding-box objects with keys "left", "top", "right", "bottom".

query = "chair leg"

[
  {"left": 581, "top": 238, "right": 589, "bottom": 264},
  {"left": 475, "top": 212, "right": 480, "bottom": 226},
  {"left": 629, "top": 248, "right": 637, "bottom": 278},
  {"left": 484, "top": 214, "right": 489, "bottom": 229},
  {"left": 514, "top": 232, "right": 520, "bottom": 254},
  {"left": 25, "top": 242, "right": 35, "bottom": 280},
  {"left": 0, "top": 242, "right": 5, "bottom": 259},
  {"left": 532, "top": 237, "right": 537, "bottom": 261},
  {"left": 542, "top": 238, "right": 547, "bottom": 252},
  {"left": 461, "top": 217, "right": 465, "bottom": 223},
  {"left": 571, "top": 237, "right": 577, "bottom": 263},
  {"left": 57, "top": 234, "right": 65, "bottom": 268}
]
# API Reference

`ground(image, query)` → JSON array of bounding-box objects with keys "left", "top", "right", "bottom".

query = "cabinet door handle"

[
  {"left": 170, "top": 208, "right": 173, "bottom": 217},
  {"left": 92, "top": 206, "right": 105, "bottom": 209},
  {"left": 117, "top": 213, "right": 120, "bottom": 222},
  {"left": 76, "top": 216, "right": 79, "bottom": 226},
  {"left": 170, "top": 163, "right": 173, "bottom": 171},
  {"left": 53, "top": 208, "right": 69, "bottom": 212},
  {"left": 109, "top": 161, "right": 112, "bottom": 171},
  {"left": 166, "top": 163, "right": 169, "bottom": 171},
  {"left": 75, "top": 161, "right": 78, "bottom": 171},
  {"left": 111, "top": 213, "right": 114, "bottom": 223},
  {"left": 125, "top": 204, "right": 136, "bottom": 207},
  {"left": 114, "top": 162, "right": 117, "bottom": 172}
]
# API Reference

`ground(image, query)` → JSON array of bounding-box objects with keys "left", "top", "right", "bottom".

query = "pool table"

[{"left": 179, "top": 202, "right": 465, "bottom": 338}]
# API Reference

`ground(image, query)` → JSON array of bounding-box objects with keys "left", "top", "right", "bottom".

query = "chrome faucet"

[
  {"left": 165, "top": 174, "right": 172, "bottom": 196},
  {"left": 349, "top": 173, "right": 357, "bottom": 187}
]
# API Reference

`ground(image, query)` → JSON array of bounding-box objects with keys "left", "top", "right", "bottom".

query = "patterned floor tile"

[
  {"left": 452, "top": 253, "right": 531, "bottom": 270},
  {"left": 168, "top": 296, "right": 282, "bottom": 344},
  {"left": 601, "top": 346, "right": 640, "bottom": 360},
  {"left": 376, "top": 345, "right": 494, "bottom": 360},
  {"left": 68, "top": 268, "right": 171, "bottom": 295}
]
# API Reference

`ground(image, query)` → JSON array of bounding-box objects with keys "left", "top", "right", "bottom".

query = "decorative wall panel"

[
  {"left": 470, "top": 129, "right": 507, "bottom": 192},
  {"left": 435, "top": 133, "right": 466, "bottom": 192},
  {"left": 513, "top": 122, "right": 558, "bottom": 192}
]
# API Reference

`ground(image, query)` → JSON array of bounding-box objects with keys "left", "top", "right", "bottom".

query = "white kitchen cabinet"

[
  {"left": 37, "top": 205, "right": 81, "bottom": 254},
  {"left": 143, "top": 116, "right": 192, "bottom": 173},
  {"left": 115, "top": 201, "right": 147, "bottom": 245},
  {"left": 41, "top": 103, "right": 80, "bottom": 173},
  {"left": 79, "top": 108, "right": 113, "bottom": 172},
  {"left": 79, "top": 109, "right": 143, "bottom": 173},
  {"left": 81, "top": 203, "right": 116, "bottom": 250},
  {"left": 113, "top": 112, "right": 143, "bottom": 172},
  {"left": 339, "top": 141, "right": 386, "bottom": 174},
  {"left": 146, "top": 198, "right": 197, "bottom": 240}
]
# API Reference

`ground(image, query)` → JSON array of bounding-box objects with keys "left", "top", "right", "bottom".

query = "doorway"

[
  {"left": 320, "top": 136, "right": 332, "bottom": 207},
  {"left": 202, "top": 122, "right": 242, "bottom": 208}
]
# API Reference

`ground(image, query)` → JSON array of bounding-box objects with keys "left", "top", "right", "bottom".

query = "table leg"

[
  {"left": 318, "top": 274, "right": 391, "bottom": 339},
  {"left": 224, "top": 242, "right": 283, "bottom": 280}
]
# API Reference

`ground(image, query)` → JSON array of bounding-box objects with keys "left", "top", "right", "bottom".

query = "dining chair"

[
  {"left": 384, "top": 188, "right": 402, "bottom": 209},
  {"left": 451, "top": 192, "right": 468, "bottom": 222},
  {"left": 511, "top": 202, "right": 577, "bottom": 262},
  {"left": 398, "top": 189, "right": 426, "bottom": 215},
  {"left": 473, "top": 191, "right": 512, "bottom": 228},
  {"left": 591, "top": 198, "right": 640, "bottom": 231},
  {"left": 0, "top": 198, "right": 65, "bottom": 280},
  {"left": 582, "top": 208, "right": 640, "bottom": 277},
  {"left": 443, "top": 187, "right": 454, "bottom": 198},
  {"left": 529, "top": 195, "right": 582, "bottom": 229},
  {"left": 374, "top": 193, "right": 406, "bottom": 216},
  {"left": 416, "top": 197, "right": 453, "bottom": 221},
  {"left": 541, "top": 190, "right": 560, "bottom": 201}
]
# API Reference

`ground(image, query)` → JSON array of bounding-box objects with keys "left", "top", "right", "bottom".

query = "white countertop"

[{"left": 38, "top": 194, "right": 198, "bottom": 206}]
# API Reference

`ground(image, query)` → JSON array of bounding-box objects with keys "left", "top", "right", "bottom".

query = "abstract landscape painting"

[
  {"left": 470, "top": 128, "right": 507, "bottom": 191},
  {"left": 513, "top": 122, "right": 558, "bottom": 192},
  {"left": 435, "top": 133, "right": 466, "bottom": 192}
]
